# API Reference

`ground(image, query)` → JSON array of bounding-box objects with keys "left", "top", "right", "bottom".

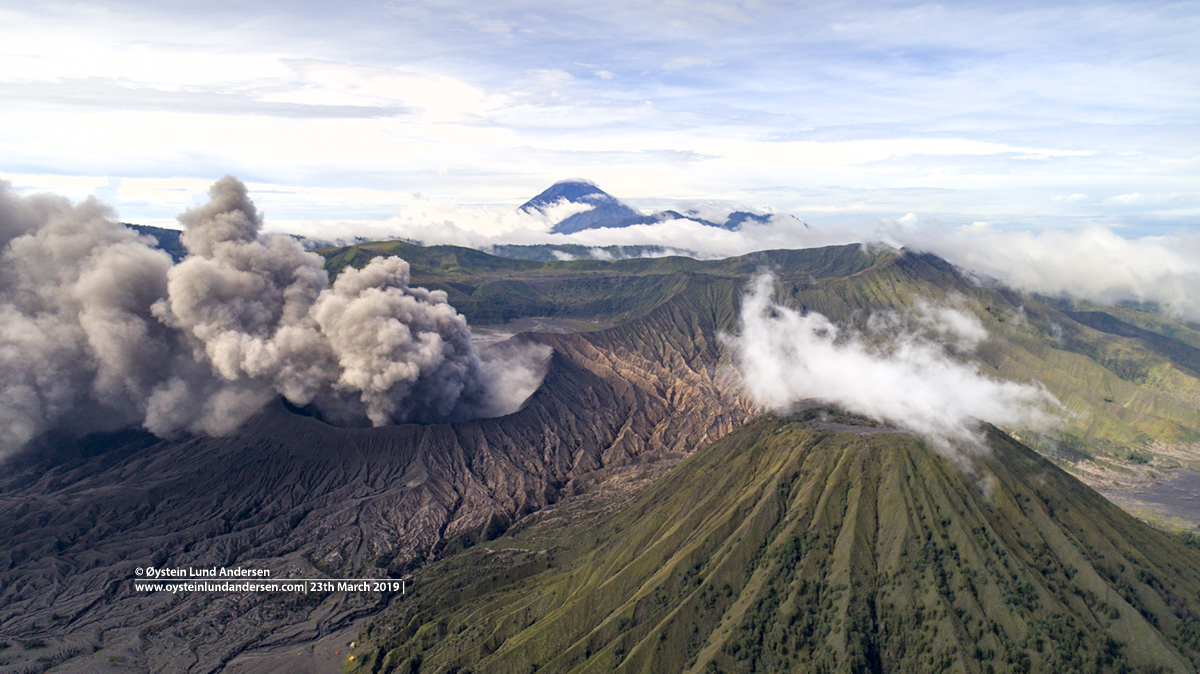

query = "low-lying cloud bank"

[
  {"left": 0, "top": 177, "right": 550, "bottom": 458},
  {"left": 884, "top": 220, "right": 1200, "bottom": 322},
  {"left": 729, "top": 274, "right": 1062, "bottom": 450},
  {"left": 329, "top": 202, "right": 1200, "bottom": 324},
  {"left": 299, "top": 198, "right": 853, "bottom": 260}
]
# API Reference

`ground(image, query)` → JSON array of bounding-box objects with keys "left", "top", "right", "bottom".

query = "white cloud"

[
  {"left": 913, "top": 298, "right": 989, "bottom": 351},
  {"left": 0, "top": 174, "right": 111, "bottom": 200},
  {"left": 284, "top": 59, "right": 492, "bottom": 123},
  {"left": 673, "top": 201, "right": 741, "bottom": 223},
  {"left": 888, "top": 221, "right": 1200, "bottom": 321},
  {"left": 729, "top": 274, "right": 1062, "bottom": 451},
  {"left": 116, "top": 177, "right": 224, "bottom": 207},
  {"left": 1106, "top": 193, "right": 1147, "bottom": 205},
  {"left": 343, "top": 205, "right": 851, "bottom": 258}
]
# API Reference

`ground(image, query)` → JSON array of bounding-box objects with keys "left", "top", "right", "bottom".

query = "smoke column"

[{"left": 0, "top": 177, "right": 550, "bottom": 458}]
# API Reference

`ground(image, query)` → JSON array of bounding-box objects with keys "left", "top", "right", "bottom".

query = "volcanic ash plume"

[
  {"left": 0, "top": 185, "right": 177, "bottom": 453},
  {"left": 0, "top": 177, "right": 550, "bottom": 457}
]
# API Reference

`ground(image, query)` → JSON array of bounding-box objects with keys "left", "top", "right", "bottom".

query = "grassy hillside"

[
  {"left": 489, "top": 244, "right": 694, "bottom": 261},
  {"left": 315, "top": 241, "right": 886, "bottom": 325},
  {"left": 350, "top": 410, "right": 1200, "bottom": 673}
]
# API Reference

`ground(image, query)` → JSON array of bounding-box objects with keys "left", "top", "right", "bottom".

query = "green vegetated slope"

[
  {"left": 318, "top": 241, "right": 1200, "bottom": 469},
  {"left": 351, "top": 410, "right": 1200, "bottom": 674},
  {"left": 763, "top": 252, "right": 1200, "bottom": 464},
  {"left": 315, "top": 241, "right": 881, "bottom": 326},
  {"left": 489, "top": 244, "right": 694, "bottom": 261},
  {"left": 1060, "top": 299, "right": 1200, "bottom": 355}
]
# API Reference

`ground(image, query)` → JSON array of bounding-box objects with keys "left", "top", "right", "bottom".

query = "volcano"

[
  {"left": 519, "top": 179, "right": 643, "bottom": 235},
  {"left": 352, "top": 409, "right": 1200, "bottom": 673},
  {"left": 4, "top": 241, "right": 1200, "bottom": 673},
  {"left": 519, "top": 180, "right": 801, "bottom": 235}
]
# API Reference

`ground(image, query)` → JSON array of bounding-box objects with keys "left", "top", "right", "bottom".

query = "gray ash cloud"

[{"left": 0, "top": 176, "right": 549, "bottom": 457}]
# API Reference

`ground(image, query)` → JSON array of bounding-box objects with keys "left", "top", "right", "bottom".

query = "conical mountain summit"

[
  {"left": 520, "top": 179, "right": 642, "bottom": 234},
  {"left": 520, "top": 179, "right": 800, "bottom": 234},
  {"left": 352, "top": 409, "right": 1200, "bottom": 674}
]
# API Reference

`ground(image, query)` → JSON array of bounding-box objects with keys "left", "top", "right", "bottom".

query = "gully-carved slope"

[{"left": 355, "top": 410, "right": 1200, "bottom": 674}]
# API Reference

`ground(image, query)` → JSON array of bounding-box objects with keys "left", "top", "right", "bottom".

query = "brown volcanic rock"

[{"left": 0, "top": 325, "right": 755, "bottom": 673}]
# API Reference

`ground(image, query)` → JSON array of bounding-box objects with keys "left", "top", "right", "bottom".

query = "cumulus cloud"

[
  {"left": 0, "top": 177, "right": 550, "bottom": 458},
  {"left": 729, "top": 274, "right": 1062, "bottom": 450}
]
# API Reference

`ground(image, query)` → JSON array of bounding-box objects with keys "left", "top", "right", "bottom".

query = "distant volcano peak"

[
  {"left": 519, "top": 179, "right": 807, "bottom": 235},
  {"left": 519, "top": 179, "right": 609, "bottom": 209},
  {"left": 519, "top": 180, "right": 642, "bottom": 234}
]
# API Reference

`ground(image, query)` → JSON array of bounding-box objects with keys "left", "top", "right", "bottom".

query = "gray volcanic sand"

[
  {"left": 0, "top": 329, "right": 755, "bottom": 673},
  {"left": 1097, "top": 466, "right": 1200, "bottom": 530}
]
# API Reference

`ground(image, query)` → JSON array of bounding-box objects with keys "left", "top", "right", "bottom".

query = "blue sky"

[{"left": 1, "top": 0, "right": 1198, "bottom": 238}]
